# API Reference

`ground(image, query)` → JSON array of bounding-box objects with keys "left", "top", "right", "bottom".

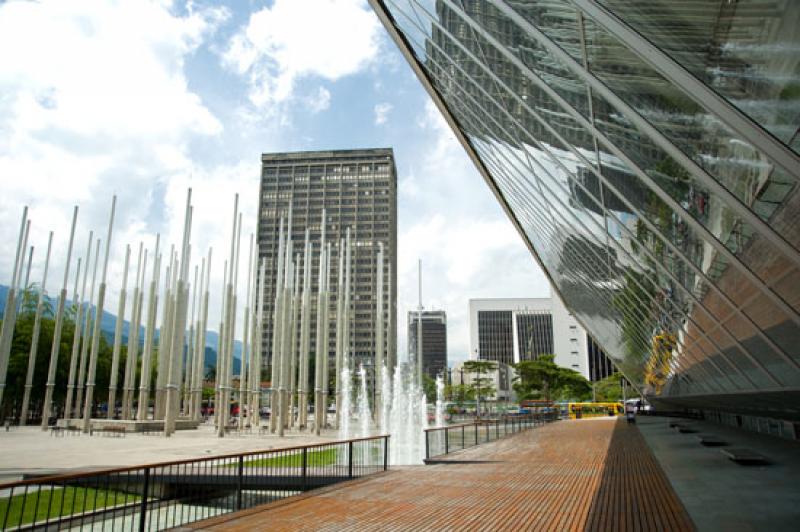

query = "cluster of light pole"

[
  {"left": 0, "top": 191, "right": 394, "bottom": 438},
  {"left": 0, "top": 192, "right": 254, "bottom": 436}
]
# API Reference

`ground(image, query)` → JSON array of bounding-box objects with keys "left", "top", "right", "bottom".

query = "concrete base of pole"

[
  {"left": 107, "top": 389, "right": 117, "bottom": 420},
  {"left": 314, "top": 391, "right": 323, "bottom": 435},
  {"left": 20, "top": 385, "right": 33, "bottom": 425},
  {"left": 321, "top": 392, "right": 328, "bottom": 428},
  {"left": 269, "top": 392, "right": 277, "bottom": 433},
  {"left": 81, "top": 385, "right": 95, "bottom": 433},
  {"left": 41, "top": 385, "right": 56, "bottom": 430}
]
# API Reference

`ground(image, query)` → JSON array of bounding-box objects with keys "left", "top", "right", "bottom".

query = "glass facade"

[
  {"left": 516, "top": 312, "right": 554, "bottom": 361},
  {"left": 371, "top": 0, "right": 800, "bottom": 418},
  {"left": 478, "top": 310, "right": 515, "bottom": 365}
]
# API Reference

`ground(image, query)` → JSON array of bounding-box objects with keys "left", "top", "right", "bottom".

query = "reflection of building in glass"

[
  {"left": 407, "top": 310, "right": 448, "bottom": 379},
  {"left": 372, "top": 0, "right": 800, "bottom": 429},
  {"left": 587, "top": 335, "right": 615, "bottom": 383},
  {"left": 258, "top": 149, "right": 397, "bottom": 371},
  {"left": 469, "top": 297, "right": 590, "bottom": 379}
]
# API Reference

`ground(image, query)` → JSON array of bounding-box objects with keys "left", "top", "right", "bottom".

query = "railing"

[
  {"left": 424, "top": 412, "right": 557, "bottom": 461},
  {"left": 0, "top": 434, "right": 389, "bottom": 531}
]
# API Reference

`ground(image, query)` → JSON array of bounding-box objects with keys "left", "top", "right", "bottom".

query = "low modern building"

[
  {"left": 469, "top": 295, "right": 601, "bottom": 380},
  {"left": 451, "top": 360, "right": 514, "bottom": 403},
  {"left": 407, "top": 309, "right": 447, "bottom": 379}
]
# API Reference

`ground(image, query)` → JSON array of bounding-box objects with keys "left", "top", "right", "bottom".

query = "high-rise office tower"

[
  {"left": 408, "top": 310, "right": 448, "bottom": 379},
  {"left": 257, "top": 149, "right": 398, "bottom": 376},
  {"left": 371, "top": 0, "right": 800, "bottom": 427}
]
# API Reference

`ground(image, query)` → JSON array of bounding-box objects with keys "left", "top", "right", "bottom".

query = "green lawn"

[
  {"left": 0, "top": 486, "right": 140, "bottom": 527},
  {"left": 238, "top": 446, "right": 386, "bottom": 468},
  {"left": 240, "top": 448, "right": 339, "bottom": 468}
]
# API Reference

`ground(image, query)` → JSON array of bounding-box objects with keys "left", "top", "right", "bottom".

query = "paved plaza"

[
  {"left": 0, "top": 423, "right": 338, "bottom": 480},
  {"left": 181, "top": 418, "right": 694, "bottom": 531}
]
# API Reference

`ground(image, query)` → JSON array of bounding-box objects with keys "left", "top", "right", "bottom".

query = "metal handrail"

[
  {"left": 0, "top": 434, "right": 390, "bottom": 490},
  {"left": 424, "top": 412, "right": 558, "bottom": 460},
  {"left": 0, "top": 434, "right": 391, "bottom": 531}
]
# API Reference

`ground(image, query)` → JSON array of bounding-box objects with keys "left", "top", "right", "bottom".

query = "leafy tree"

[
  {"left": 593, "top": 372, "right": 623, "bottom": 402},
  {"left": 513, "top": 355, "right": 591, "bottom": 402},
  {"left": 463, "top": 360, "right": 497, "bottom": 416},
  {"left": 422, "top": 374, "right": 437, "bottom": 403},
  {"left": 445, "top": 383, "right": 474, "bottom": 405}
]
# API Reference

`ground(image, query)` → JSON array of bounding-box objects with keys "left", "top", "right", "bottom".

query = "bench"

[
  {"left": 94, "top": 425, "right": 126, "bottom": 437},
  {"left": 50, "top": 426, "right": 65, "bottom": 437},
  {"left": 695, "top": 434, "right": 727, "bottom": 447},
  {"left": 721, "top": 448, "right": 769, "bottom": 465}
]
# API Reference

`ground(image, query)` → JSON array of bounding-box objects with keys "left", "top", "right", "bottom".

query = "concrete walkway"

[
  {"left": 637, "top": 415, "right": 800, "bottom": 531},
  {"left": 182, "top": 418, "right": 694, "bottom": 531},
  {"left": 0, "top": 423, "right": 339, "bottom": 481}
]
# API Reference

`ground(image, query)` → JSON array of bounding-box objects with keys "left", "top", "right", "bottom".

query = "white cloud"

[
  {"left": 374, "top": 102, "right": 393, "bottom": 125},
  {"left": 223, "top": 0, "right": 382, "bottom": 109},
  {"left": 305, "top": 87, "right": 331, "bottom": 113},
  {"left": 396, "top": 100, "right": 550, "bottom": 364},
  {"left": 0, "top": 0, "right": 233, "bottom": 324}
]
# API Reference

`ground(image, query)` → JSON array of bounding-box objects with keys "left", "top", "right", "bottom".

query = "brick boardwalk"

[{"left": 183, "top": 418, "right": 694, "bottom": 531}]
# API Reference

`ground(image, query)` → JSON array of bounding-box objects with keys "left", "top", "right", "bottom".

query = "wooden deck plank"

[{"left": 184, "top": 418, "right": 694, "bottom": 531}]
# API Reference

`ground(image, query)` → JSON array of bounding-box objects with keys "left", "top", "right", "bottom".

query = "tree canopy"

[{"left": 513, "top": 354, "right": 591, "bottom": 402}]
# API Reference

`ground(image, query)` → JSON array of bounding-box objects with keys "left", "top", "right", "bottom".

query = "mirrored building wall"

[{"left": 370, "top": 0, "right": 800, "bottom": 419}]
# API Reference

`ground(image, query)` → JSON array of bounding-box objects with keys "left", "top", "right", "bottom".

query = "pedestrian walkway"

[{"left": 181, "top": 418, "right": 694, "bottom": 531}]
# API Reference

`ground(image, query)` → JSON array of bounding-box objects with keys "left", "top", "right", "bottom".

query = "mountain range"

[{"left": 0, "top": 284, "right": 241, "bottom": 375}]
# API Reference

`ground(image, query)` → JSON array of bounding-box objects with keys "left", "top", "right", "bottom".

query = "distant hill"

[{"left": 0, "top": 284, "right": 241, "bottom": 374}]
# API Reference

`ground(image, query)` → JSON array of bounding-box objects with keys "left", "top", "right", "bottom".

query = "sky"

[{"left": 0, "top": 0, "right": 551, "bottom": 365}]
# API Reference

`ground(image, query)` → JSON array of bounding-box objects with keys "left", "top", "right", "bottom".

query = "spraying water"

[
  {"left": 338, "top": 366, "right": 352, "bottom": 442},
  {"left": 435, "top": 374, "right": 445, "bottom": 428},
  {"left": 357, "top": 364, "right": 371, "bottom": 438},
  {"left": 338, "top": 361, "right": 430, "bottom": 465}
]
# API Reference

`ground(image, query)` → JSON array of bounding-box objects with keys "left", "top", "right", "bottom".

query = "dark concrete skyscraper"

[
  {"left": 371, "top": 0, "right": 800, "bottom": 428},
  {"left": 258, "top": 149, "right": 398, "bottom": 374},
  {"left": 408, "top": 310, "right": 448, "bottom": 379}
]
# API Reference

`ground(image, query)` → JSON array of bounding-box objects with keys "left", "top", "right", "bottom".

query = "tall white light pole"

[
  {"left": 251, "top": 259, "right": 266, "bottom": 429},
  {"left": 64, "top": 232, "right": 92, "bottom": 420},
  {"left": 20, "top": 231, "right": 54, "bottom": 424},
  {"left": 374, "top": 242, "right": 384, "bottom": 427},
  {"left": 298, "top": 230, "right": 311, "bottom": 428},
  {"left": 75, "top": 238, "right": 101, "bottom": 419},
  {"left": 42, "top": 206, "right": 78, "bottom": 428},
  {"left": 122, "top": 244, "right": 144, "bottom": 419},
  {"left": 165, "top": 191, "right": 193, "bottom": 436},
  {"left": 334, "top": 237, "right": 344, "bottom": 428},
  {"left": 269, "top": 218, "right": 285, "bottom": 434},
  {"left": 106, "top": 244, "right": 131, "bottom": 419},
  {"left": 137, "top": 235, "right": 161, "bottom": 420},
  {"left": 82, "top": 196, "right": 116, "bottom": 432},
  {"left": 240, "top": 235, "right": 253, "bottom": 429},
  {"left": 0, "top": 207, "right": 29, "bottom": 410}
]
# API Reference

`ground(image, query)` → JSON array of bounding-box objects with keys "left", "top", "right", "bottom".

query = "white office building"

[{"left": 468, "top": 294, "right": 592, "bottom": 380}]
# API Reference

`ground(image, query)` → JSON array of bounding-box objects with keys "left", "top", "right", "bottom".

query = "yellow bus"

[{"left": 567, "top": 402, "right": 624, "bottom": 419}]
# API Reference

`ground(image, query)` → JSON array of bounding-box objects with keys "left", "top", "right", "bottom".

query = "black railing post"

[
  {"left": 475, "top": 422, "right": 479, "bottom": 446},
  {"left": 462, "top": 425, "right": 465, "bottom": 449},
  {"left": 138, "top": 467, "right": 150, "bottom": 532},
  {"left": 425, "top": 431, "right": 430, "bottom": 460},
  {"left": 383, "top": 436, "right": 389, "bottom": 471},
  {"left": 236, "top": 455, "right": 244, "bottom": 510},
  {"left": 301, "top": 448, "right": 308, "bottom": 491},
  {"left": 496, "top": 420, "right": 499, "bottom": 439},
  {"left": 348, "top": 441, "right": 354, "bottom": 479},
  {"left": 445, "top": 428, "right": 449, "bottom": 455}
]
